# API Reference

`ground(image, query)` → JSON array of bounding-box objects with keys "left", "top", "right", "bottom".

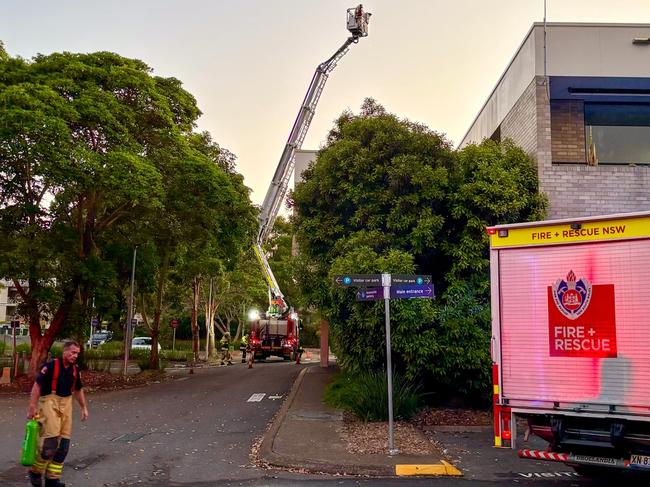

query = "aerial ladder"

[{"left": 249, "top": 5, "right": 371, "bottom": 363}]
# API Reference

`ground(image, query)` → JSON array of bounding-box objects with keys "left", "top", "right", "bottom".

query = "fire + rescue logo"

[{"left": 551, "top": 270, "right": 592, "bottom": 320}]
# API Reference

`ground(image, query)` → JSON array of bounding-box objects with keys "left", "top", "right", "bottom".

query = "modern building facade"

[{"left": 460, "top": 23, "right": 650, "bottom": 219}]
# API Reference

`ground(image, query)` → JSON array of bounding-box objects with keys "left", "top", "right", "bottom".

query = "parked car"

[
  {"left": 131, "top": 337, "right": 161, "bottom": 352},
  {"left": 86, "top": 331, "right": 112, "bottom": 348}
]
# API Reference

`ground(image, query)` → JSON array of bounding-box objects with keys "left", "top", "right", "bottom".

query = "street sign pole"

[
  {"left": 382, "top": 273, "right": 398, "bottom": 455},
  {"left": 173, "top": 328, "right": 176, "bottom": 351}
]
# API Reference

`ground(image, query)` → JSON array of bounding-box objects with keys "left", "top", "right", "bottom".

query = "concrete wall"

[{"left": 461, "top": 23, "right": 650, "bottom": 148}]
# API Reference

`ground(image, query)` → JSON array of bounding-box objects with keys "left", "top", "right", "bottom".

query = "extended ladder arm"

[{"left": 255, "top": 5, "right": 371, "bottom": 310}]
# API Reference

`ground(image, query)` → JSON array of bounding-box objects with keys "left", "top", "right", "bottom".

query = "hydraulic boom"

[{"left": 255, "top": 5, "right": 371, "bottom": 316}]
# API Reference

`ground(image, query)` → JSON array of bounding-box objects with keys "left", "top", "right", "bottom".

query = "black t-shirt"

[{"left": 35, "top": 358, "right": 83, "bottom": 397}]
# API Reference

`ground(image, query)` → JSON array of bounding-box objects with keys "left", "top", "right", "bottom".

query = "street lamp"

[{"left": 122, "top": 245, "right": 138, "bottom": 375}]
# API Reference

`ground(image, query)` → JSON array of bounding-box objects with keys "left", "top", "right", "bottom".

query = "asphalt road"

[{"left": 1, "top": 358, "right": 648, "bottom": 486}]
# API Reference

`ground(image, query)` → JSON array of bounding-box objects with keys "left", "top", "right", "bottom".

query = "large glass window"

[{"left": 585, "top": 103, "right": 650, "bottom": 165}]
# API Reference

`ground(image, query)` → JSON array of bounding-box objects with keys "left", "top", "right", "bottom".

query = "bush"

[
  {"left": 160, "top": 349, "right": 192, "bottom": 362},
  {"left": 85, "top": 358, "right": 112, "bottom": 373},
  {"left": 16, "top": 343, "right": 31, "bottom": 355},
  {"left": 325, "top": 370, "right": 422, "bottom": 421},
  {"left": 86, "top": 347, "right": 123, "bottom": 361},
  {"left": 0, "top": 342, "right": 6, "bottom": 355},
  {"left": 130, "top": 349, "right": 166, "bottom": 371}
]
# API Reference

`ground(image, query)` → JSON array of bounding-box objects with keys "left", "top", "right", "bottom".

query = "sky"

[{"left": 3, "top": 0, "right": 650, "bottom": 205}]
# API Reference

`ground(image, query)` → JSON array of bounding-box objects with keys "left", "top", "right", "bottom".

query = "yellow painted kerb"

[{"left": 395, "top": 460, "right": 462, "bottom": 477}]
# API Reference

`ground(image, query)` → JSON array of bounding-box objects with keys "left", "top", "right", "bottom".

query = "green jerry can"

[{"left": 20, "top": 419, "right": 39, "bottom": 466}]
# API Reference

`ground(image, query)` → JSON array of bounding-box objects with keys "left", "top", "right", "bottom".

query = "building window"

[{"left": 585, "top": 103, "right": 650, "bottom": 165}]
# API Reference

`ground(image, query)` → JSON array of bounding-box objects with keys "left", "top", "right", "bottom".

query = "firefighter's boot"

[
  {"left": 44, "top": 478, "right": 66, "bottom": 487},
  {"left": 28, "top": 470, "right": 42, "bottom": 487}
]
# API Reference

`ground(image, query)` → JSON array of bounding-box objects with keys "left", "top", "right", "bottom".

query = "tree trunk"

[
  {"left": 191, "top": 276, "right": 201, "bottom": 362},
  {"left": 27, "top": 289, "right": 76, "bottom": 378},
  {"left": 150, "top": 251, "right": 169, "bottom": 370}
]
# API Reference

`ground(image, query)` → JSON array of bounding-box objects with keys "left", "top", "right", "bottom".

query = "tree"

[
  {"left": 0, "top": 49, "right": 196, "bottom": 376},
  {"left": 293, "top": 99, "right": 546, "bottom": 399}
]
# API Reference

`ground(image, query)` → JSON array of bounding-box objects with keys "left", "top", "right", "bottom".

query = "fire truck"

[
  {"left": 488, "top": 211, "right": 650, "bottom": 476},
  {"left": 248, "top": 6, "right": 371, "bottom": 364}
]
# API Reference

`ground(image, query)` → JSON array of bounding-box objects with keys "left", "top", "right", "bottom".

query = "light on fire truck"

[{"left": 248, "top": 309, "right": 260, "bottom": 321}]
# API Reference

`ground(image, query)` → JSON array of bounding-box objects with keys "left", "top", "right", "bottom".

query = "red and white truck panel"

[{"left": 488, "top": 212, "right": 650, "bottom": 474}]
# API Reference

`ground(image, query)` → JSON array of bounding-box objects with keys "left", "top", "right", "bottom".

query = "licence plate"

[{"left": 630, "top": 454, "right": 650, "bottom": 468}]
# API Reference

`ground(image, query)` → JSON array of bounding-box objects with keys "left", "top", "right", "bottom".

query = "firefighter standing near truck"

[
  {"left": 26, "top": 340, "right": 89, "bottom": 487},
  {"left": 240, "top": 333, "right": 249, "bottom": 364},
  {"left": 220, "top": 332, "right": 233, "bottom": 366}
]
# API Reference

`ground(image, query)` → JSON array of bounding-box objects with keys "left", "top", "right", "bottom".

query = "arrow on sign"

[
  {"left": 391, "top": 274, "right": 432, "bottom": 286},
  {"left": 390, "top": 284, "right": 435, "bottom": 299},
  {"left": 356, "top": 287, "right": 383, "bottom": 301}
]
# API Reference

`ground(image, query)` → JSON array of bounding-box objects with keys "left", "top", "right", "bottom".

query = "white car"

[{"left": 131, "top": 337, "right": 161, "bottom": 352}]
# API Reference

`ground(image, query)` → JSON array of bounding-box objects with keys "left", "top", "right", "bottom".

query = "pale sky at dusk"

[{"left": 3, "top": 1, "right": 650, "bottom": 205}]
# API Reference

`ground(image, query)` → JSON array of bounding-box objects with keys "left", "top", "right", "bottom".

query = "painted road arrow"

[
  {"left": 391, "top": 274, "right": 432, "bottom": 286},
  {"left": 334, "top": 274, "right": 382, "bottom": 287},
  {"left": 390, "top": 284, "right": 434, "bottom": 299},
  {"left": 356, "top": 287, "right": 383, "bottom": 301}
]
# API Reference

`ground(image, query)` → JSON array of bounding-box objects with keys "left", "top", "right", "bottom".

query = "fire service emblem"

[{"left": 551, "top": 270, "right": 592, "bottom": 320}]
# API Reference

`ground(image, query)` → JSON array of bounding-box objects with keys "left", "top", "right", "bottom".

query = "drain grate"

[{"left": 111, "top": 433, "right": 145, "bottom": 443}]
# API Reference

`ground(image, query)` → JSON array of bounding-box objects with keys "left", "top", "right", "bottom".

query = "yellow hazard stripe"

[
  {"left": 495, "top": 436, "right": 502, "bottom": 447},
  {"left": 493, "top": 384, "right": 499, "bottom": 395},
  {"left": 46, "top": 463, "right": 63, "bottom": 472},
  {"left": 489, "top": 215, "right": 650, "bottom": 248}
]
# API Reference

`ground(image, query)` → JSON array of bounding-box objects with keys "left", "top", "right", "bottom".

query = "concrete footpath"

[{"left": 258, "top": 365, "right": 462, "bottom": 477}]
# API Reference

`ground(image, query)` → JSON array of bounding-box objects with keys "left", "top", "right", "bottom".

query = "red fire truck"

[{"left": 488, "top": 211, "right": 650, "bottom": 476}]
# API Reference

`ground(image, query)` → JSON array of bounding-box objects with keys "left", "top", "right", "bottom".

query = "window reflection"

[{"left": 584, "top": 103, "right": 650, "bottom": 165}]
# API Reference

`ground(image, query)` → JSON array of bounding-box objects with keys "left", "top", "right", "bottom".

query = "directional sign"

[
  {"left": 390, "top": 284, "right": 434, "bottom": 299},
  {"left": 334, "top": 274, "right": 382, "bottom": 287},
  {"left": 356, "top": 287, "right": 383, "bottom": 301},
  {"left": 391, "top": 274, "right": 432, "bottom": 286},
  {"left": 91, "top": 318, "right": 99, "bottom": 327}
]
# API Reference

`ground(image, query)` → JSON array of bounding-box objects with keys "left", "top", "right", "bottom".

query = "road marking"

[
  {"left": 268, "top": 395, "right": 283, "bottom": 400},
  {"left": 517, "top": 472, "right": 579, "bottom": 478},
  {"left": 395, "top": 461, "right": 462, "bottom": 477},
  {"left": 247, "top": 393, "right": 266, "bottom": 402}
]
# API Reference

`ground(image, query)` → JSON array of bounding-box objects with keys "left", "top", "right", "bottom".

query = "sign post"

[
  {"left": 170, "top": 319, "right": 179, "bottom": 351},
  {"left": 381, "top": 273, "right": 398, "bottom": 455},
  {"left": 334, "top": 273, "right": 433, "bottom": 455}
]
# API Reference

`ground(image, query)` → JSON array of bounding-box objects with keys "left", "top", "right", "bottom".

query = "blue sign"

[
  {"left": 390, "top": 284, "right": 434, "bottom": 300},
  {"left": 356, "top": 287, "right": 383, "bottom": 301}
]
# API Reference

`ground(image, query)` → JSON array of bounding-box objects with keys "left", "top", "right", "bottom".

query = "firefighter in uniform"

[
  {"left": 240, "top": 333, "right": 249, "bottom": 363},
  {"left": 27, "top": 340, "right": 88, "bottom": 487},
  {"left": 220, "top": 332, "right": 232, "bottom": 366}
]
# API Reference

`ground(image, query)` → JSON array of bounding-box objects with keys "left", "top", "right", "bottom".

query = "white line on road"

[
  {"left": 247, "top": 393, "right": 266, "bottom": 402},
  {"left": 268, "top": 395, "right": 283, "bottom": 400}
]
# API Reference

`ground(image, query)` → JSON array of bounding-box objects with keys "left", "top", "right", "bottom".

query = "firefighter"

[
  {"left": 27, "top": 340, "right": 89, "bottom": 487},
  {"left": 240, "top": 333, "right": 249, "bottom": 363},
  {"left": 220, "top": 332, "right": 232, "bottom": 366}
]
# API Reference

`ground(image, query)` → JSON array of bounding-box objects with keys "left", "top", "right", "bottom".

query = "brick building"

[{"left": 460, "top": 23, "right": 650, "bottom": 219}]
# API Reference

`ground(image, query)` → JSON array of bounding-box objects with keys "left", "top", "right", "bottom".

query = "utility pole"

[{"left": 123, "top": 245, "right": 138, "bottom": 375}]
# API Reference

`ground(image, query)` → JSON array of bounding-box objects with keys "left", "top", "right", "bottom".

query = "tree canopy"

[
  {"left": 293, "top": 99, "right": 546, "bottom": 400},
  {"left": 0, "top": 47, "right": 257, "bottom": 374}
]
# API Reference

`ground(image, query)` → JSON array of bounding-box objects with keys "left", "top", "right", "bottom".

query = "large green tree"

[
  {"left": 0, "top": 46, "right": 256, "bottom": 375},
  {"left": 293, "top": 99, "right": 545, "bottom": 399}
]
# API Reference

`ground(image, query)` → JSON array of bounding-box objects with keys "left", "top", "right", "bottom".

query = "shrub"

[
  {"left": 16, "top": 343, "right": 31, "bottom": 355},
  {"left": 85, "top": 358, "right": 112, "bottom": 373},
  {"left": 130, "top": 349, "right": 166, "bottom": 371},
  {"left": 86, "top": 347, "right": 123, "bottom": 361},
  {"left": 325, "top": 370, "right": 422, "bottom": 421},
  {"left": 0, "top": 342, "right": 6, "bottom": 355},
  {"left": 160, "top": 349, "right": 192, "bottom": 362}
]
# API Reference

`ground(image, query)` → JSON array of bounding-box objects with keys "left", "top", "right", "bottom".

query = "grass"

[{"left": 324, "top": 370, "right": 422, "bottom": 422}]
